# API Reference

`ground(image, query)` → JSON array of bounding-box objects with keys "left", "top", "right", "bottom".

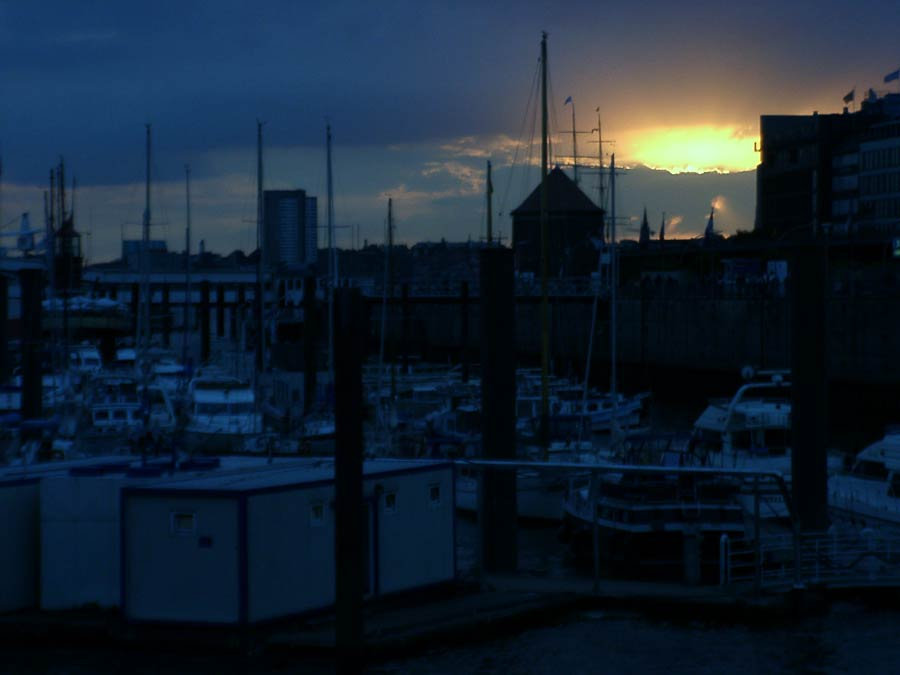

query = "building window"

[
  {"left": 170, "top": 512, "right": 196, "bottom": 536},
  {"left": 384, "top": 491, "right": 397, "bottom": 514},
  {"left": 428, "top": 484, "right": 441, "bottom": 509},
  {"left": 310, "top": 501, "right": 324, "bottom": 526}
]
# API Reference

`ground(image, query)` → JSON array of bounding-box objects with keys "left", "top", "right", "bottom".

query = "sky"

[{"left": 1, "top": 0, "right": 899, "bottom": 261}]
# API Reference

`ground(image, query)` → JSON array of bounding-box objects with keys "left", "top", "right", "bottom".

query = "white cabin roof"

[{"left": 129, "top": 458, "right": 452, "bottom": 494}]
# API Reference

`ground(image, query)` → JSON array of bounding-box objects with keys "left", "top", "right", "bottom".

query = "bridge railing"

[{"left": 721, "top": 529, "right": 900, "bottom": 590}]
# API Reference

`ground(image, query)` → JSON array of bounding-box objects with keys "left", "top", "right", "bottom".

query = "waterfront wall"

[{"left": 367, "top": 289, "right": 900, "bottom": 386}]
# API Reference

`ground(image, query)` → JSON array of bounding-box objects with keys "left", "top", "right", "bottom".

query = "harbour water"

[{"left": 6, "top": 603, "right": 900, "bottom": 673}]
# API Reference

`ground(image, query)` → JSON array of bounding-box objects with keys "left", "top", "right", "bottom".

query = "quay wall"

[{"left": 366, "top": 291, "right": 900, "bottom": 386}]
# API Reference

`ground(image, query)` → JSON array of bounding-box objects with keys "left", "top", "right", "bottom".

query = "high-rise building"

[
  {"left": 756, "top": 93, "right": 900, "bottom": 237},
  {"left": 262, "top": 189, "right": 317, "bottom": 270}
]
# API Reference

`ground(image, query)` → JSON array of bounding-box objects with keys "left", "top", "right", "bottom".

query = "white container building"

[
  {"left": 0, "top": 476, "right": 40, "bottom": 613},
  {"left": 0, "top": 456, "right": 132, "bottom": 613},
  {"left": 122, "top": 459, "right": 455, "bottom": 624},
  {"left": 39, "top": 456, "right": 306, "bottom": 611}
]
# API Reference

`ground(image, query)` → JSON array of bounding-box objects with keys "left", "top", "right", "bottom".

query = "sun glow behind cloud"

[{"left": 621, "top": 125, "right": 759, "bottom": 174}]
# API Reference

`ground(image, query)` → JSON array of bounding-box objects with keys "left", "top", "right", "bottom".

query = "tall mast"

[
  {"left": 326, "top": 124, "right": 335, "bottom": 381},
  {"left": 47, "top": 170, "right": 55, "bottom": 294},
  {"left": 539, "top": 31, "right": 550, "bottom": 455},
  {"left": 486, "top": 159, "right": 493, "bottom": 244},
  {"left": 255, "top": 120, "right": 265, "bottom": 373},
  {"left": 387, "top": 197, "right": 395, "bottom": 401},
  {"left": 141, "top": 127, "right": 151, "bottom": 363},
  {"left": 609, "top": 153, "right": 617, "bottom": 407},
  {"left": 183, "top": 164, "right": 192, "bottom": 370},
  {"left": 596, "top": 110, "right": 604, "bottom": 213},
  {"left": 58, "top": 159, "right": 66, "bottom": 230}
]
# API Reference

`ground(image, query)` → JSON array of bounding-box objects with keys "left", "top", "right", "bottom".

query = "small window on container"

[
  {"left": 384, "top": 491, "right": 397, "bottom": 514},
  {"left": 310, "top": 501, "right": 325, "bottom": 526},
  {"left": 112, "top": 410, "right": 127, "bottom": 421},
  {"left": 94, "top": 410, "right": 109, "bottom": 422},
  {"left": 428, "top": 483, "right": 441, "bottom": 508},
  {"left": 170, "top": 512, "right": 196, "bottom": 536}
]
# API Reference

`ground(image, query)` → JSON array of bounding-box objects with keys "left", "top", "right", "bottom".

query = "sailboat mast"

[
  {"left": 141, "top": 126, "right": 151, "bottom": 363},
  {"left": 486, "top": 160, "right": 493, "bottom": 245},
  {"left": 255, "top": 121, "right": 265, "bottom": 373},
  {"left": 183, "top": 164, "right": 192, "bottom": 370},
  {"left": 326, "top": 124, "right": 335, "bottom": 381},
  {"left": 596, "top": 110, "right": 604, "bottom": 212},
  {"left": 387, "top": 198, "right": 396, "bottom": 399},
  {"left": 609, "top": 153, "right": 617, "bottom": 404},
  {"left": 539, "top": 31, "right": 550, "bottom": 454}
]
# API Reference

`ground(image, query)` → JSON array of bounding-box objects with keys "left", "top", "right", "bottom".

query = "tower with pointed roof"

[
  {"left": 639, "top": 207, "right": 650, "bottom": 248},
  {"left": 511, "top": 167, "right": 604, "bottom": 276}
]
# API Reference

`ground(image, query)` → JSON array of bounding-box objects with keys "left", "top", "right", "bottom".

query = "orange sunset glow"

[{"left": 621, "top": 125, "right": 759, "bottom": 174}]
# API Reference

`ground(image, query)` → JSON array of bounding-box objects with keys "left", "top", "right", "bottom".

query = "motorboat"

[
  {"left": 830, "top": 429, "right": 900, "bottom": 531},
  {"left": 185, "top": 372, "right": 263, "bottom": 453}
]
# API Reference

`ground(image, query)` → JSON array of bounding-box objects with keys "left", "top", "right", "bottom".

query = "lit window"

[
  {"left": 428, "top": 484, "right": 441, "bottom": 509},
  {"left": 384, "top": 492, "right": 397, "bottom": 514},
  {"left": 310, "top": 502, "right": 325, "bottom": 526},
  {"left": 170, "top": 512, "right": 196, "bottom": 535}
]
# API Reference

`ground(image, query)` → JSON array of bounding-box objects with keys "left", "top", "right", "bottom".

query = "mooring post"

[
  {"left": 200, "top": 281, "right": 211, "bottom": 364},
  {"left": 479, "top": 247, "right": 517, "bottom": 574},
  {"left": 0, "top": 275, "right": 8, "bottom": 382},
  {"left": 19, "top": 269, "right": 44, "bottom": 432},
  {"left": 790, "top": 241, "right": 829, "bottom": 533},
  {"left": 754, "top": 476, "right": 761, "bottom": 594},
  {"left": 591, "top": 472, "right": 600, "bottom": 593},
  {"left": 460, "top": 280, "right": 470, "bottom": 383},
  {"left": 334, "top": 288, "right": 365, "bottom": 671}
]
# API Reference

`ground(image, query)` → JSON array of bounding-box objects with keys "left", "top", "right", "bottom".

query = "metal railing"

[
  {"left": 456, "top": 459, "right": 791, "bottom": 592},
  {"left": 720, "top": 529, "right": 900, "bottom": 590}
]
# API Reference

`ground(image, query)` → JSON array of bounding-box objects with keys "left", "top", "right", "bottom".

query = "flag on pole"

[
  {"left": 885, "top": 69, "right": 900, "bottom": 83},
  {"left": 843, "top": 89, "right": 855, "bottom": 104},
  {"left": 564, "top": 96, "right": 573, "bottom": 105}
]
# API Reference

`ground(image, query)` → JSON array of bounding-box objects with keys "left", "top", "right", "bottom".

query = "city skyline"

[{"left": 2, "top": 1, "right": 898, "bottom": 260}]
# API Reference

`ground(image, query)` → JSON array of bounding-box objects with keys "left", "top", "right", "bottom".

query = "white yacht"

[
  {"left": 69, "top": 344, "right": 103, "bottom": 375},
  {"left": 185, "top": 373, "right": 263, "bottom": 452},
  {"left": 83, "top": 374, "right": 175, "bottom": 435},
  {"left": 830, "top": 430, "right": 900, "bottom": 531}
]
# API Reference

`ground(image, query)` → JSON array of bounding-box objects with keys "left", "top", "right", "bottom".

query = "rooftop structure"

[{"left": 511, "top": 167, "right": 604, "bottom": 277}]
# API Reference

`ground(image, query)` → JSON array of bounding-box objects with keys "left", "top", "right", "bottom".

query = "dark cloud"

[{"left": 0, "top": 0, "right": 895, "bottom": 253}]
